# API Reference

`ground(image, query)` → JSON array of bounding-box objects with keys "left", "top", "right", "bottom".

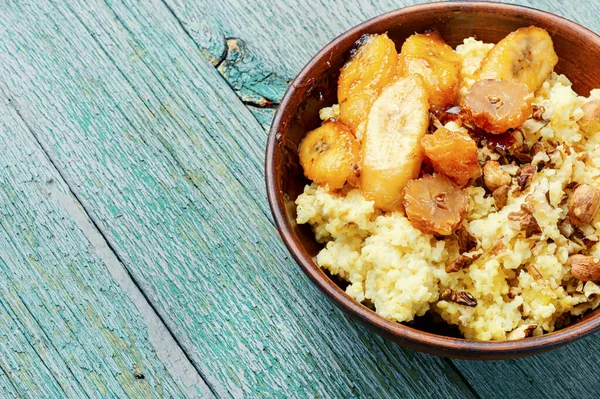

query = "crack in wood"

[{"left": 214, "top": 37, "right": 290, "bottom": 108}]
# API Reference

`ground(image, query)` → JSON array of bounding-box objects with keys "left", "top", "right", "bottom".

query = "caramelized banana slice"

[
  {"left": 338, "top": 34, "right": 398, "bottom": 137},
  {"left": 398, "top": 32, "right": 461, "bottom": 111},
  {"left": 476, "top": 26, "right": 558, "bottom": 92},
  {"left": 465, "top": 79, "right": 533, "bottom": 134},
  {"left": 361, "top": 76, "right": 429, "bottom": 211},
  {"left": 299, "top": 121, "right": 360, "bottom": 190}
]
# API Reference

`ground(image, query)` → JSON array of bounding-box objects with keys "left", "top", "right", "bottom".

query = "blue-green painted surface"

[{"left": 0, "top": 0, "right": 599, "bottom": 398}]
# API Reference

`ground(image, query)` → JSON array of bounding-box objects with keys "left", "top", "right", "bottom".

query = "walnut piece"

[
  {"left": 516, "top": 165, "right": 536, "bottom": 191},
  {"left": 493, "top": 185, "right": 510, "bottom": 210},
  {"left": 532, "top": 105, "right": 545, "bottom": 120},
  {"left": 559, "top": 218, "right": 574, "bottom": 238},
  {"left": 526, "top": 264, "right": 544, "bottom": 281},
  {"left": 569, "top": 254, "right": 600, "bottom": 281},
  {"left": 446, "top": 251, "right": 482, "bottom": 273},
  {"left": 571, "top": 226, "right": 599, "bottom": 249},
  {"left": 507, "top": 324, "right": 538, "bottom": 340},
  {"left": 568, "top": 184, "right": 600, "bottom": 226},
  {"left": 455, "top": 225, "right": 478, "bottom": 253},
  {"left": 531, "top": 141, "right": 545, "bottom": 156},
  {"left": 508, "top": 203, "right": 542, "bottom": 238},
  {"left": 489, "top": 237, "right": 507, "bottom": 256},
  {"left": 440, "top": 288, "right": 478, "bottom": 307},
  {"left": 483, "top": 161, "right": 512, "bottom": 191}
]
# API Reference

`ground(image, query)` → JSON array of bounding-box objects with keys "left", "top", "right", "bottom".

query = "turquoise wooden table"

[{"left": 1, "top": 0, "right": 599, "bottom": 397}]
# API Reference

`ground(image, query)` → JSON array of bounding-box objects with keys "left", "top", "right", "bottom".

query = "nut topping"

[
  {"left": 483, "top": 161, "right": 512, "bottom": 191},
  {"left": 446, "top": 251, "right": 482, "bottom": 273},
  {"left": 568, "top": 184, "right": 600, "bottom": 225},
  {"left": 508, "top": 203, "right": 542, "bottom": 238},
  {"left": 526, "top": 264, "right": 544, "bottom": 281},
  {"left": 532, "top": 105, "right": 545, "bottom": 120},
  {"left": 559, "top": 218, "right": 575, "bottom": 238},
  {"left": 516, "top": 165, "right": 536, "bottom": 191},
  {"left": 569, "top": 254, "right": 600, "bottom": 281},
  {"left": 507, "top": 324, "right": 538, "bottom": 340},
  {"left": 493, "top": 185, "right": 510, "bottom": 210},
  {"left": 578, "top": 100, "right": 600, "bottom": 134},
  {"left": 455, "top": 225, "right": 478, "bottom": 253},
  {"left": 440, "top": 288, "right": 478, "bottom": 307}
]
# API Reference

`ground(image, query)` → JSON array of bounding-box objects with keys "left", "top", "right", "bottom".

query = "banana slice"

[
  {"left": 476, "top": 26, "right": 558, "bottom": 92},
  {"left": 338, "top": 33, "right": 398, "bottom": 138},
  {"left": 361, "top": 76, "right": 429, "bottom": 211},
  {"left": 299, "top": 121, "right": 360, "bottom": 190},
  {"left": 398, "top": 32, "right": 461, "bottom": 112}
]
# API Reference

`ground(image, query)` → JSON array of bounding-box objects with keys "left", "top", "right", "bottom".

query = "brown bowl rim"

[{"left": 265, "top": 1, "right": 600, "bottom": 359}]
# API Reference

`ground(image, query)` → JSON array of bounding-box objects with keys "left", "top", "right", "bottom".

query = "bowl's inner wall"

[{"left": 273, "top": 5, "right": 600, "bottom": 336}]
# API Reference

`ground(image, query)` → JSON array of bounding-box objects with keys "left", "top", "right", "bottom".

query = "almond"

[
  {"left": 569, "top": 254, "right": 600, "bottom": 281},
  {"left": 569, "top": 184, "right": 600, "bottom": 225}
]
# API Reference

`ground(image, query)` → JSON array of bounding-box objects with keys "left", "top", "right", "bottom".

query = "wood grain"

[
  {"left": 0, "top": 98, "right": 192, "bottom": 398},
  {"left": 164, "top": 0, "right": 600, "bottom": 108},
  {"left": 0, "top": 0, "right": 476, "bottom": 397}
]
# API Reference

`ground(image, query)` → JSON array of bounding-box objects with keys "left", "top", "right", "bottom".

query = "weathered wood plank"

[
  {"left": 0, "top": 0, "right": 476, "bottom": 397},
  {"left": 454, "top": 334, "right": 600, "bottom": 398},
  {"left": 0, "top": 365, "right": 20, "bottom": 399},
  {"left": 164, "top": 0, "right": 600, "bottom": 108},
  {"left": 162, "top": 0, "right": 600, "bottom": 396},
  {"left": 0, "top": 98, "right": 199, "bottom": 397}
]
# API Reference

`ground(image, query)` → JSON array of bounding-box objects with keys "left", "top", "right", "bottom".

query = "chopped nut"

[
  {"left": 512, "top": 144, "right": 533, "bottom": 164},
  {"left": 446, "top": 251, "right": 482, "bottom": 273},
  {"left": 522, "top": 324, "right": 537, "bottom": 337},
  {"left": 578, "top": 153, "right": 590, "bottom": 163},
  {"left": 507, "top": 286, "right": 519, "bottom": 299},
  {"left": 569, "top": 254, "right": 600, "bottom": 281},
  {"left": 554, "top": 313, "right": 572, "bottom": 329},
  {"left": 455, "top": 225, "right": 478, "bottom": 253},
  {"left": 571, "top": 226, "right": 599, "bottom": 249},
  {"left": 584, "top": 281, "right": 600, "bottom": 298},
  {"left": 559, "top": 218, "right": 575, "bottom": 238},
  {"left": 576, "top": 280, "right": 585, "bottom": 293},
  {"left": 440, "top": 288, "right": 478, "bottom": 307},
  {"left": 572, "top": 142, "right": 588, "bottom": 153},
  {"left": 544, "top": 190, "right": 554, "bottom": 208},
  {"left": 483, "top": 161, "right": 512, "bottom": 191},
  {"left": 508, "top": 203, "right": 542, "bottom": 238},
  {"left": 566, "top": 240, "right": 584, "bottom": 255},
  {"left": 493, "top": 185, "right": 510, "bottom": 210},
  {"left": 532, "top": 105, "right": 545, "bottom": 120},
  {"left": 568, "top": 184, "right": 600, "bottom": 225},
  {"left": 507, "top": 324, "right": 538, "bottom": 340},
  {"left": 578, "top": 100, "right": 600, "bottom": 134},
  {"left": 526, "top": 264, "right": 544, "bottom": 281},
  {"left": 489, "top": 237, "right": 507, "bottom": 256},
  {"left": 516, "top": 165, "right": 536, "bottom": 191},
  {"left": 531, "top": 141, "right": 545, "bottom": 156},
  {"left": 521, "top": 118, "right": 550, "bottom": 135},
  {"left": 566, "top": 181, "right": 579, "bottom": 191}
]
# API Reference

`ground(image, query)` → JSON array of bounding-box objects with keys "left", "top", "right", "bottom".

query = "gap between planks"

[{"left": 5, "top": 99, "right": 214, "bottom": 399}]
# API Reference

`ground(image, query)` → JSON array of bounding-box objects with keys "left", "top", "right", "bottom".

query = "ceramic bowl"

[{"left": 265, "top": 1, "right": 600, "bottom": 359}]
